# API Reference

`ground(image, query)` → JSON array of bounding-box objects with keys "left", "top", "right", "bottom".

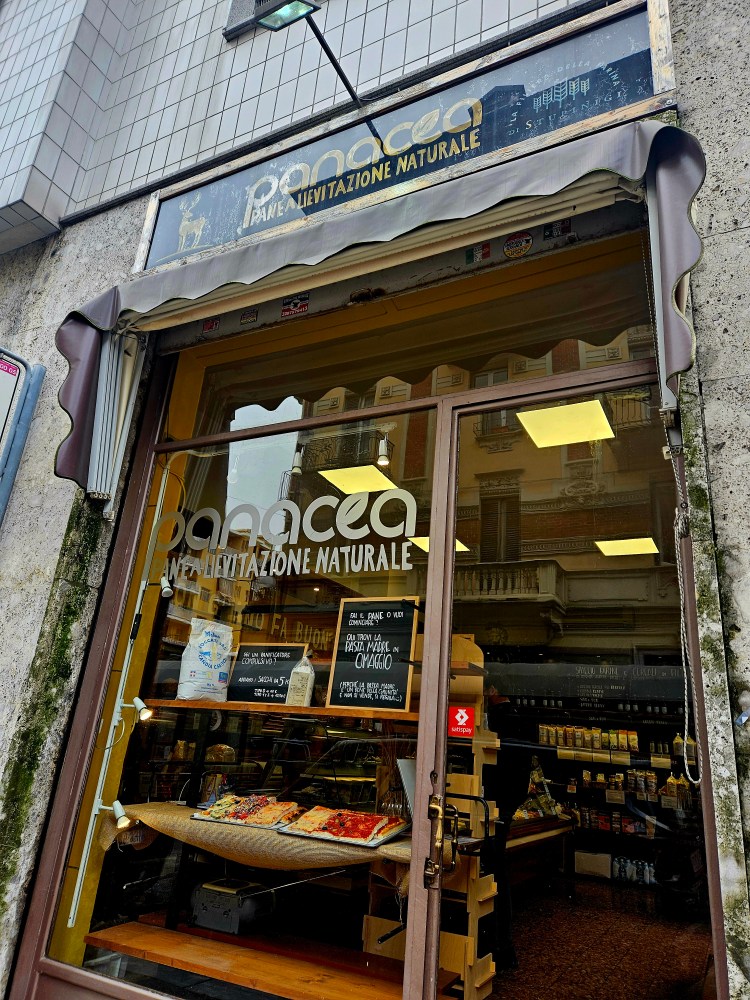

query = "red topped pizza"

[{"left": 284, "top": 807, "right": 407, "bottom": 843}]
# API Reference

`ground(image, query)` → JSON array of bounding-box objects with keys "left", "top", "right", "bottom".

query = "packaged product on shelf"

[
  {"left": 614, "top": 773, "right": 624, "bottom": 791},
  {"left": 618, "top": 730, "right": 628, "bottom": 751},
  {"left": 590, "top": 808, "right": 599, "bottom": 827},
  {"left": 285, "top": 654, "right": 315, "bottom": 706},
  {"left": 628, "top": 731, "right": 639, "bottom": 752},
  {"left": 666, "top": 773, "right": 678, "bottom": 797},
  {"left": 598, "top": 812, "right": 611, "bottom": 832},
  {"left": 583, "top": 728, "right": 592, "bottom": 749},
  {"left": 685, "top": 735, "right": 697, "bottom": 763},
  {"left": 673, "top": 733, "right": 684, "bottom": 758},
  {"left": 612, "top": 811, "right": 621, "bottom": 834},
  {"left": 627, "top": 769, "right": 636, "bottom": 791},
  {"left": 564, "top": 726, "right": 575, "bottom": 748},
  {"left": 592, "top": 728, "right": 602, "bottom": 750},
  {"left": 176, "top": 618, "right": 234, "bottom": 701},
  {"left": 582, "top": 769, "right": 591, "bottom": 788},
  {"left": 581, "top": 806, "right": 590, "bottom": 828},
  {"left": 557, "top": 726, "right": 566, "bottom": 746},
  {"left": 677, "top": 774, "right": 692, "bottom": 808},
  {"left": 574, "top": 727, "right": 584, "bottom": 748},
  {"left": 646, "top": 770, "right": 658, "bottom": 795},
  {"left": 538, "top": 724, "right": 548, "bottom": 745},
  {"left": 636, "top": 771, "right": 646, "bottom": 794},
  {"left": 609, "top": 729, "right": 618, "bottom": 748},
  {"left": 595, "top": 772, "right": 606, "bottom": 788}
]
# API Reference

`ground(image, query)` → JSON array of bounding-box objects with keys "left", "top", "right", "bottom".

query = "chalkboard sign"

[
  {"left": 228, "top": 643, "right": 307, "bottom": 702},
  {"left": 326, "top": 597, "right": 419, "bottom": 712}
]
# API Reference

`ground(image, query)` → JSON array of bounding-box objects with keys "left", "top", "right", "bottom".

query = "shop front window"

[{"left": 49, "top": 409, "right": 444, "bottom": 999}]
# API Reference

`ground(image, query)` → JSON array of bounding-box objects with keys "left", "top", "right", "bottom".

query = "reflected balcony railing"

[{"left": 454, "top": 560, "right": 564, "bottom": 602}]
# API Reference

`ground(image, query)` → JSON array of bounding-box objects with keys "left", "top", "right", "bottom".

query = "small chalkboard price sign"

[
  {"left": 326, "top": 597, "right": 419, "bottom": 712},
  {"left": 228, "top": 643, "right": 307, "bottom": 702}
]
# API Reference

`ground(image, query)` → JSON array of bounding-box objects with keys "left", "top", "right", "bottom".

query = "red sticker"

[{"left": 448, "top": 705, "right": 475, "bottom": 738}]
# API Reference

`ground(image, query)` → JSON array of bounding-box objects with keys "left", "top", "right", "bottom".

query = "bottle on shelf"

[{"left": 285, "top": 654, "right": 315, "bottom": 706}]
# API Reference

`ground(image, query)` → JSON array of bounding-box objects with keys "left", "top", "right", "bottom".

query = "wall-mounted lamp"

[
  {"left": 129, "top": 696, "right": 154, "bottom": 722},
  {"left": 224, "top": 0, "right": 378, "bottom": 135},
  {"left": 291, "top": 448, "right": 304, "bottom": 475},
  {"left": 101, "top": 799, "right": 135, "bottom": 832},
  {"left": 377, "top": 436, "right": 390, "bottom": 468},
  {"left": 243, "top": 0, "right": 320, "bottom": 32},
  {"left": 160, "top": 574, "right": 174, "bottom": 598},
  {"left": 735, "top": 690, "right": 750, "bottom": 727}
]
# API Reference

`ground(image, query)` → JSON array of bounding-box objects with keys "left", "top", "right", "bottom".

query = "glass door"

[{"left": 441, "top": 383, "right": 712, "bottom": 999}]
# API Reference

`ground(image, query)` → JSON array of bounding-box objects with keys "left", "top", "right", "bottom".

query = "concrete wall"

[
  {"left": 671, "top": 0, "right": 750, "bottom": 992},
  {"left": 0, "top": 194, "right": 147, "bottom": 994}
]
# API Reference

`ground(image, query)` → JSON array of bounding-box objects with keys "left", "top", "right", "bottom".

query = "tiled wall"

[
  {"left": 0, "top": 0, "right": 583, "bottom": 250},
  {"left": 0, "top": 0, "right": 85, "bottom": 250}
]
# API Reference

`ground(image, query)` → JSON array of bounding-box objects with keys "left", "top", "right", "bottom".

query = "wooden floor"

[{"left": 85, "top": 922, "right": 455, "bottom": 999}]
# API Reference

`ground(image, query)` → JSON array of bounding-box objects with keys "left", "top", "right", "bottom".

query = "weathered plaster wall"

[
  {"left": 671, "top": 0, "right": 750, "bottom": 993},
  {"left": 0, "top": 194, "right": 148, "bottom": 993}
]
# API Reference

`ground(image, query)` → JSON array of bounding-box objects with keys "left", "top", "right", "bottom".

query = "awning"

[{"left": 55, "top": 121, "right": 705, "bottom": 491}]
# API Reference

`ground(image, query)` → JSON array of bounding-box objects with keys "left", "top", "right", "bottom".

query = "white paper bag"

[{"left": 176, "top": 618, "right": 234, "bottom": 701}]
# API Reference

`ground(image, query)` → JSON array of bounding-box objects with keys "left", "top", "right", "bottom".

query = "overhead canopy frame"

[{"left": 54, "top": 120, "right": 705, "bottom": 492}]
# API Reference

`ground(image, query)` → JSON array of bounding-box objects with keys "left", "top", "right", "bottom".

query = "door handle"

[{"left": 424, "top": 794, "right": 444, "bottom": 888}]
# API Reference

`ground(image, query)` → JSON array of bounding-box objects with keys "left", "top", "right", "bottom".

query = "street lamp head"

[{"left": 224, "top": 0, "right": 320, "bottom": 38}]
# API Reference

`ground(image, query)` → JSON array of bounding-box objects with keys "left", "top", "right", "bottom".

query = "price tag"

[
  {"left": 605, "top": 789, "right": 626, "bottom": 804},
  {"left": 651, "top": 755, "right": 671, "bottom": 769}
]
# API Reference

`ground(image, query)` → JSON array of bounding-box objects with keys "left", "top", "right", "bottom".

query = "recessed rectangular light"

[
  {"left": 595, "top": 537, "right": 659, "bottom": 556},
  {"left": 319, "top": 465, "right": 395, "bottom": 494},
  {"left": 409, "top": 537, "right": 470, "bottom": 553},
  {"left": 517, "top": 400, "right": 614, "bottom": 448}
]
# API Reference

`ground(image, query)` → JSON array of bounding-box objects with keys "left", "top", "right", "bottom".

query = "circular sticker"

[{"left": 503, "top": 231, "right": 533, "bottom": 259}]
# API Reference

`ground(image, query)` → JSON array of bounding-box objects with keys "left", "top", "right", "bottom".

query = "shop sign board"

[
  {"left": 228, "top": 642, "right": 308, "bottom": 702},
  {"left": 488, "top": 661, "right": 684, "bottom": 706},
  {"left": 326, "top": 597, "right": 419, "bottom": 711},
  {"left": 146, "top": 11, "right": 652, "bottom": 267}
]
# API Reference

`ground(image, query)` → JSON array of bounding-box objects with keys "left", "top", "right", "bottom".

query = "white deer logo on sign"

[{"left": 177, "top": 194, "right": 207, "bottom": 253}]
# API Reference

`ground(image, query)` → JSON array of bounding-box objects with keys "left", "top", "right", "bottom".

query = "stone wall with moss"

[
  {"left": 0, "top": 196, "right": 148, "bottom": 994},
  {"left": 670, "top": 0, "right": 750, "bottom": 993}
]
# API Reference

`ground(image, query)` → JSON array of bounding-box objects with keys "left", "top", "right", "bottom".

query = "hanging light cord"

[{"left": 667, "top": 440, "right": 703, "bottom": 787}]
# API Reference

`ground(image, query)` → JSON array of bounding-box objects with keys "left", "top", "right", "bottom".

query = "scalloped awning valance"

[{"left": 54, "top": 121, "right": 705, "bottom": 493}]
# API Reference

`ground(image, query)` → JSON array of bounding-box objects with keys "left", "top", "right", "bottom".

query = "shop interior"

[{"left": 48, "top": 214, "right": 715, "bottom": 1000}]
